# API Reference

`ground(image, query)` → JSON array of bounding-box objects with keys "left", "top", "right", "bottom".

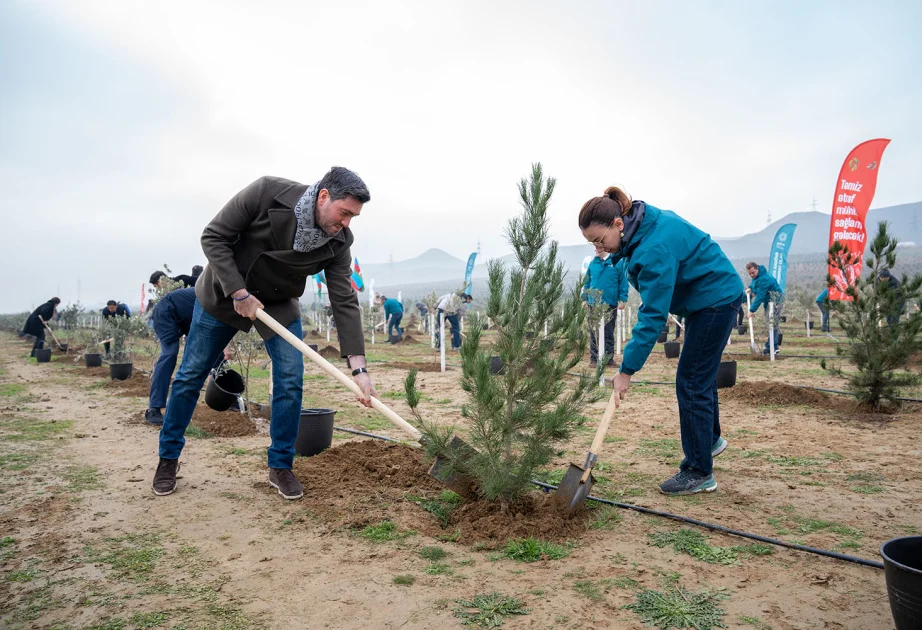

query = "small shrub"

[
  {"left": 358, "top": 520, "right": 414, "bottom": 543},
  {"left": 419, "top": 546, "right": 448, "bottom": 561},
  {"left": 502, "top": 537, "right": 570, "bottom": 562},
  {"left": 625, "top": 586, "right": 728, "bottom": 630},
  {"left": 392, "top": 574, "right": 416, "bottom": 586},
  {"left": 453, "top": 592, "right": 529, "bottom": 627}
]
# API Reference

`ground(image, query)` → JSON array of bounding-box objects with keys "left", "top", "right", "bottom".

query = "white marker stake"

[
  {"left": 440, "top": 312, "right": 446, "bottom": 372},
  {"left": 460, "top": 316, "right": 464, "bottom": 334},
  {"left": 769, "top": 301, "right": 776, "bottom": 362},
  {"left": 544, "top": 320, "right": 548, "bottom": 337},
  {"left": 616, "top": 311, "right": 622, "bottom": 356},
  {"left": 598, "top": 315, "right": 606, "bottom": 387},
  {"left": 806, "top": 310, "right": 811, "bottom": 338},
  {"left": 430, "top": 313, "right": 436, "bottom": 348},
  {"left": 326, "top": 318, "right": 331, "bottom": 343}
]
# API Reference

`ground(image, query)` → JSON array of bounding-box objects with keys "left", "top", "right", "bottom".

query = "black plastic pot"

[
  {"left": 110, "top": 363, "right": 133, "bottom": 381},
  {"left": 656, "top": 331, "right": 668, "bottom": 344},
  {"left": 294, "top": 408, "right": 336, "bottom": 457},
  {"left": 778, "top": 332, "right": 784, "bottom": 345},
  {"left": 716, "top": 361, "right": 737, "bottom": 389},
  {"left": 308, "top": 344, "right": 318, "bottom": 352},
  {"left": 525, "top": 331, "right": 536, "bottom": 339},
  {"left": 664, "top": 341, "right": 680, "bottom": 358},
  {"left": 807, "top": 321, "right": 814, "bottom": 329},
  {"left": 737, "top": 324, "right": 747, "bottom": 335},
  {"left": 205, "top": 368, "right": 245, "bottom": 411},
  {"left": 35, "top": 348, "right": 52, "bottom": 363},
  {"left": 58, "top": 343, "right": 69, "bottom": 352},
  {"left": 880, "top": 536, "right": 922, "bottom": 629},
  {"left": 482, "top": 323, "right": 489, "bottom": 330},
  {"left": 780, "top": 316, "right": 787, "bottom": 323},
  {"left": 388, "top": 334, "right": 402, "bottom": 344},
  {"left": 489, "top": 356, "right": 505, "bottom": 375},
  {"left": 85, "top": 353, "right": 102, "bottom": 368}
]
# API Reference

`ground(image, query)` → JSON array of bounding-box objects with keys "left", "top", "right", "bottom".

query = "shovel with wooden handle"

[
  {"left": 254, "top": 308, "right": 477, "bottom": 497},
  {"left": 745, "top": 292, "right": 759, "bottom": 355},
  {"left": 553, "top": 387, "right": 618, "bottom": 514},
  {"left": 38, "top": 316, "right": 63, "bottom": 350}
]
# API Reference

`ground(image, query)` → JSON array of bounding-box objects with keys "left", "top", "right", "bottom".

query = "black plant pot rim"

[
  {"left": 210, "top": 369, "right": 245, "bottom": 396},
  {"left": 880, "top": 535, "right": 922, "bottom": 575}
]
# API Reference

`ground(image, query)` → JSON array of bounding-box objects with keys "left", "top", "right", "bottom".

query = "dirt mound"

[
  {"left": 105, "top": 371, "right": 151, "bottom": 398},
  {"left": 381, "top": 362, "right": 442, "bottom": 373},
  {"left": 721, "top": 381, "right": 833, "bottom": 407},
  {"left": 307, "top": 331, "right": 322, "bottom": 339},
  {"left": 393, "top": 334, "right": 419, "bottom": 344},
  {"left": 290, "top": 441, "right": 587, "bottom": 544},
  {"left": 318, "top": 345, "right": 340, "bottom": 358},
  {"left": 190, "top": 405, "right": 258, "bottom": 437}
]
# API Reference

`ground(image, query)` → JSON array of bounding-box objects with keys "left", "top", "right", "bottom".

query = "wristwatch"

[{"left": 351, "top": 367, "right": 368, "bottom": 376}]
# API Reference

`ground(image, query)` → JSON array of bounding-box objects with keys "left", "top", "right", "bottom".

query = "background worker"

[
  {"left": 101, "top": 300, "right": 131, "bottom": 357},
  {"left": 745, "top": 262, "right": 784, "bottom": 355},
  {"left": 435, "top": 292, "right": 472, "bottom": 350},
  {"left": 22, "top": 297, "right": 61, "bottom": 356},
  {"left": 381, "top": 295, "right": 404, "bottom": 338},
  {"left": 581, "top": 242, "right": 628, "bottom": 367},
  {"left": 816, "top": 287, "right": 830, "bottom": 333}
]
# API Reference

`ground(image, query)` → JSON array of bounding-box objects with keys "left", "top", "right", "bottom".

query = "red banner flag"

[{"left": 826, "top": 138, "right": 891, "bottom": 300}]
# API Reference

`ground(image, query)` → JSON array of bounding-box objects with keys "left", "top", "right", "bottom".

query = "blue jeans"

[
  {"left": 387, "top": 313, "right": 403, "bottom": 337},
  {"left": 435, "top": 309, "right": 461, "bottom": 349},
  {"left": 149, "top": 305, "right": 223, "bottom": 409},
  {"left": 159, "top": 302, "right": 304, "bottom": 469},
  {"left": 817, "top": 303, "right": 829, "bottom": 332},
  {"left": 675, "top": 295, "right": 742, "bottom": 476}
]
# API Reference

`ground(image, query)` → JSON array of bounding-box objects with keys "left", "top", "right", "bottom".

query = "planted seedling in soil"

[{"left": 405, "top": 163, "right": 603, "bottom": 505}]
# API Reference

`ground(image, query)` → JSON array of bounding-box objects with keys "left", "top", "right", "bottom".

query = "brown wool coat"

[{"left": 195, "top": 176, "right": 365, "bottom": 358}]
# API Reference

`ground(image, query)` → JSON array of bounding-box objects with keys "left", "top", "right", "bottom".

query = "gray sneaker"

[
  {"left": 152, "top": 458, "right": 179, "bottom": 496},
  {"left": 659, "top": 470, "right": 717, "bottom": 496},
  {"left": 268, "top": 468, "right": 303, "bottom": 500},
  {"left": 712, "top": 436, "right": 728, "bottom": 457}
]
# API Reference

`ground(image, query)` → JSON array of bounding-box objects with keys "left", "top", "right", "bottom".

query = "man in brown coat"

[{"left": 153, "top": 167, "right": 378, "bottom": 500}]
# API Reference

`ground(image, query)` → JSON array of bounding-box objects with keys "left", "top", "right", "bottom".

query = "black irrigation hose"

[
  {"left": 325, "top": 423, "right": 884, "bottom": 570},
  {"left": 530, "top": 481, "right": 883, "bottom": 569},
  {"left": 333, "top": 426, "right": 398, "bottom": 441}
]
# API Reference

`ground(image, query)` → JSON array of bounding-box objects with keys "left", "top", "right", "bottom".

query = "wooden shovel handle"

[
  {"left": 38, "top": 316, "right": 62, "bottom": 347},
  {"left": 254, "top": 308, "right": 422, "bottom": 441},
  {"left": 578, "top": 387, "right": 619, "bottom": 483}
]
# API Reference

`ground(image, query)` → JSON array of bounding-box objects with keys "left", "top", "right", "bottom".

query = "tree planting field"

[{"left": 0, "top": 325, "right": 919, "bottom": 629}]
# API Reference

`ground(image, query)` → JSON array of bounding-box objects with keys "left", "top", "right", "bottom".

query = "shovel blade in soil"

[
  {"left": 427, "top": 435, "right": 478, "bottom": 499},
  {"left": 553, "top": 464, "right": 595, "bottom": 514}
]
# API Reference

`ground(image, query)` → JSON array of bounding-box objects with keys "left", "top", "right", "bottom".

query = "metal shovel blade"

[
  {"left": 553, "top": 463, "right": 596, "bottom": 514},
  {"left": 427, "top": 435, "right": 478, "bottom": 498}
]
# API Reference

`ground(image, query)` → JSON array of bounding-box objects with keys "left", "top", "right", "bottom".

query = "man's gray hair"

[{"left": 318, "top": 166, "right": 370, "bottom": 203}]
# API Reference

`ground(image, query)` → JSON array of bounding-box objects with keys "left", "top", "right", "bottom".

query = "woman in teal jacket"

[
  {"left": 745, "top": 262, "right": 784, "bottom": 354},
  {"left": 579, "top": 186, "right": 744, "bottom": 495},
  {"left": 582, "top": 244, "right": 629, "bottom": 367}
]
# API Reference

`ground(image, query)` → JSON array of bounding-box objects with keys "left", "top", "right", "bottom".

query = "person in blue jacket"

[
  {"left": 816, "top": 287, "right": 830, "bottom": 333},
  {"left": 582, "top": 243, "right": 628, "bottom": 367},
  {"left": 745, "top": 262, "right": 784, "bottom": 354},
  {"left": 579, "top": 186, "right": 744, "bottom": 496},
  {"left": 381, "top": 295, "right": 404, "bottom": 338}
]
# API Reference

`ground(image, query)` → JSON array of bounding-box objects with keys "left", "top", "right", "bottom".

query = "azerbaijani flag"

[{"left": 351, "top": 257, "right": 365, "bottom": 292}]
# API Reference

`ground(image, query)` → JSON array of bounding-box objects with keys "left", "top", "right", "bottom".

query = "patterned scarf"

[{"left": 292, "top": 181, "right": 342, "bottom": 252}]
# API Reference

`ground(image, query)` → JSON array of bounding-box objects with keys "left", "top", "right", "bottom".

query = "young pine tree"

[
  {"left": 405, "top": 163, "right": 603, "bottom": 504},
  {"left": 821, "top": 221, "right": 922, "bottom": 409}
]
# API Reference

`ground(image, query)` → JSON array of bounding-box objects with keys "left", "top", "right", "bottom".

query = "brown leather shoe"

[
  {"left": 152, "top": 458, "right": 179, "bottom": 496},
  {"left": 268, "top": 468, "right": 303, "bottom": 500}
]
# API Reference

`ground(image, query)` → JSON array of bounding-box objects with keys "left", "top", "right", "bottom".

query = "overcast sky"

[{"left": 2, "top": 0, "right": 920, "bottom": 312}]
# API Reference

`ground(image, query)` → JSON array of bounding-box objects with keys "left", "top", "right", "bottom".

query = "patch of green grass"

[
  {"left": 408, "top": 490, "right": 464, "bottom": 528},
  {"left": 649, "top": 529, "right": 738, "bottom": 565},
  {"left": 847, "top": 471, "right": 885, "bottom": 482},
  {"left": 633, "top": 386, "right": 662, "bottom": 396},
  {"left": 728, "top": 428, "right": 759, "bottom": 438},
  {"left": 603, "top": 434, "right": 627, "bottom": 443},
  {"left": 502, "top": 537, "right": 571, "bottom": 562},
  {"left": 425, "top": 562, "right": 454, "bottom": 575},
  {"left": 1, "top": 418, "right": 73, "bottom": 442},
  {"left": 836, "top": 541, "right": 861, "bottom": 550},
  {"left": 733, "top": 543, "right": 774, "bottom": 557},
  {"left": 84, "top": 532, "right": 164, "bottom": 581},
  {"left": 380, "top": 390, "right": 408, "bottom": 400},
  {"left": 63, "top": 465, "right": 103, "bottom": 492},
  {"left": 0, "top": 452, "right": 32, "bottom": 471},
  {"left": 216, "top": 445, "right": 252, "bottom": 456},
  {"left": 358, "top": 520, "right": 415, "bottom": 543},
  {"left": 613, "top": 576, "right": 639, "bottom": 589},
  {"left": 393, "top": 574, "right": 416, "bottom": 586},
  {"left": 533, "top": 468, "right": 565, "bottom": 485},
  {"left": 635, "top": 438, "right": 681, "bottom": 459},
  {"left": 419, "top": 546, "right": 448, "bottom": 561},
  {"left": 573, "top": 579, "right": 605, "bottom": 601},
  {"left": 0, "top": 536, "right": 14, "bottom": 548},
  {"left": 303, "top": 374, "right": 326, "bottom": 381},
  {"left": 453, "top": 592, "right": 529, "bottom": 627},
  {"left": 587, "top": 505, "right": 622, "bottom": 530},
  {"left": 350, "top": 415, "right": 392, "bottom": 432},
  {"left": 850, "top": 484, "right": 885, "bottom": 494},
  {"left": 130, "top": 611, "right": 169, "bottom": 628},
  {"left": 0, "top": 383, "right": 27, "bottom": 397},
  {"left": 739, "top": 615, "right": 773, "bottom": 629},
  {"left": 6, "top": 568, "right": 38, "bottom": 582},
  {"left": 184, "top": 425, "right": 211, "bottom": 439},
  {"left": 436, "top": 398, "right": 453, "bottom": 405},
  {"left": 625, "top": 586, "right": 728, "bottom": 630},
  {"left": 821, "top": 451, "right": 844, "bottom": 461}
]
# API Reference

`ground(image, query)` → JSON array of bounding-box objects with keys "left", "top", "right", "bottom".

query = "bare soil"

[
  {"left": 380, "top": 361, "right": 443, "bottom": 373},
  {"left": 318, "top": 345, "right": 340, "bottom": 358},
  {"left": 191, "top": 404, "right": 259, "bottom": 437}
]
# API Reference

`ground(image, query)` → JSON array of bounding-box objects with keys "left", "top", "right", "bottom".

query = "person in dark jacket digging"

[
  {"left": 579, "top": 186, "right": 744, "bottom": 496},
  {"left": 101, "top": 300, "right": 132, "bottom": 357},
  {"left": 173, "top": 265, "right": 204, "bottom": 288},
  {"left": 152, "top": 168, "right": 378, "bottom": 502},
  {"left": 745, "top": 262, "right": 783, "bottom": 355},
  {"left": 23, "top": 297, "right": 61, "bottom": 356}
]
